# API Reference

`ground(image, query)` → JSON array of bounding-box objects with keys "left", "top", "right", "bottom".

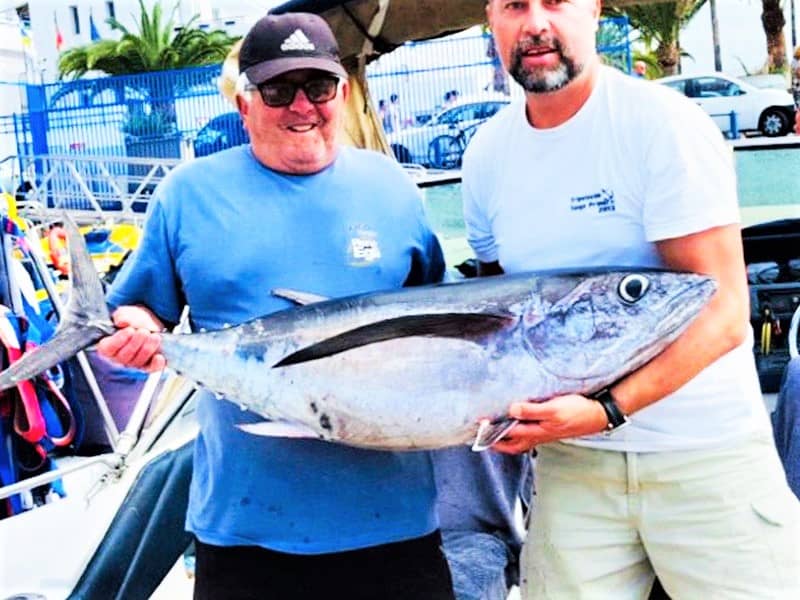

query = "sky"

[{"left": 679, "top": 0, "right": 797, "bottom": 76}]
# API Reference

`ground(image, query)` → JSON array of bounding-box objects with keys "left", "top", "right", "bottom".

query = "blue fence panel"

[
  {"left": 4, "top": 18, "right": 630, "bottom": 175},
  {"left": 367, "top": 19, "right": 631, "bottom": 168},
  {"left": 12, "top": 65, "right": 233, "bottom": 162},
  {"left": 597, "top": 16, "right": 632, "bottom": 74}
]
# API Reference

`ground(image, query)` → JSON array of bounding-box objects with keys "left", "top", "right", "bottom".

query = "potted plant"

[{"left": 123, "top": 106, "right": 181, "bottom": 195}]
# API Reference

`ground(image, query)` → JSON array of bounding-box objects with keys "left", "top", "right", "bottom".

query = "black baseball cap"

[{"left": 239, "top": 13, "right": 348, "bottom": 85}]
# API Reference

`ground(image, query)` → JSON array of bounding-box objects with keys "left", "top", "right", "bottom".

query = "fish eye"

[{"left": 618, "top": 274, "right": 650, "bottom": 304}]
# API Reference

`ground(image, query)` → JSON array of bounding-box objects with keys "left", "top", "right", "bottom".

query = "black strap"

[{"left": 593, "top": 388, "right": 628, "bottom": 430}]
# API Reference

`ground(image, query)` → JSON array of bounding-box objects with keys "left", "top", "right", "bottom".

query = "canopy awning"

[{"left": 271, "top": 0, "right": 661, "bottom": 66}]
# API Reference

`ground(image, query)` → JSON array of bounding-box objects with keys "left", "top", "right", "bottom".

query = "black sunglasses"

[{"left": 256, "top": 76, "right": 340, "bottom": 108}]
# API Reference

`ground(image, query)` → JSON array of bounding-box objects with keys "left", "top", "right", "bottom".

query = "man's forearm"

[{"left": 610, "top": 288, "right": 748, "bottom": 416}]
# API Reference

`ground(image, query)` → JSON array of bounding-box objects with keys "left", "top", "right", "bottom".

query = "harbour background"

[{"left": 422, "top": 145, "right": 800, "bottom": 269}]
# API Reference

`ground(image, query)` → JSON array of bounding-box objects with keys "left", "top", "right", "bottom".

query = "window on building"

[
  {"left": 106, "top": 1, "right": 115, "bottom": 19},
  {"left": 70, "top": 5, "right": 80, "bottom": 34}
]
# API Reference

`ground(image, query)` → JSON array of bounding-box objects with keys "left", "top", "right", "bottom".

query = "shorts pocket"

[
  {"left": 750, "top": 491, "right": 800, "bottom": 594},
  {"left": 751, "top": 491, "right": 798, "bottom": 527}
]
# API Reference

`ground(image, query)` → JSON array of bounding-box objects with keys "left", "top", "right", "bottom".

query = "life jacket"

[{"left": 0, "top": 217, "right": 82, "bottom": 518}]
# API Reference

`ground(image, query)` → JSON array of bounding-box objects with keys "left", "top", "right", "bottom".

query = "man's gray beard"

[{"left": 510, "top": 51, "right": 582, "bottom": 93}]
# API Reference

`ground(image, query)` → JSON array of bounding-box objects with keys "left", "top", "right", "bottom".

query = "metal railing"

[
  {"left": 710, "top": 110, "right": 740, "bottom": 139},
  {"left": 15, "top": 151, "right": 188, "bottom": 224}
]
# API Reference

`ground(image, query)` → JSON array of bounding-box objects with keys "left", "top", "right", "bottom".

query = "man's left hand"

[{"left": 490, "top": 395, "right": 610, "bottom": 454}]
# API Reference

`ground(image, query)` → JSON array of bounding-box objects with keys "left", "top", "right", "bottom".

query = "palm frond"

[{"left": 57, "top": 0, "right": 238, "bottom": 79}]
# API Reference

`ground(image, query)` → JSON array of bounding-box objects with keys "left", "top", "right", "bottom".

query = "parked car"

[
  {"left": 656, "top": 72, "right": 795, "bottom": 137},
  {"left": 387, "top": 94, "right": 510, "bottom": 167},
  {"left": 193, "top": 112, "right": 249, "bottom": 157}
]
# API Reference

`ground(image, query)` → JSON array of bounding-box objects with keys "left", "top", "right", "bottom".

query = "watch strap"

[{"left": 592, "top": 388, "right": 628, "bottom": 431}]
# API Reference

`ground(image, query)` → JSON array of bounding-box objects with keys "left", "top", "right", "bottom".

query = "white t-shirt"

[{"left": 462, "top": 65, "right": 768, "bottom": 452}]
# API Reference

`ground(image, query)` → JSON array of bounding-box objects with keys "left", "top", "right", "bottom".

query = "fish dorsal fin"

[
  {"left": 273, "top": 312, "right": 515, "bottom": 368},
  {"left": 271, "top": 288, "right": 328, "bottom": 306}
]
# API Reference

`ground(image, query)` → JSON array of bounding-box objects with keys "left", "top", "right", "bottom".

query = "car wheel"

[
  {"left": 427, "top": 135, "right": 462, "bottom": 169},
  {"left": 391, "top": 144, "right": 412, "bottom": 163},
  {"left": 759, "top": 107, "right": 791, "bottom": 137}
]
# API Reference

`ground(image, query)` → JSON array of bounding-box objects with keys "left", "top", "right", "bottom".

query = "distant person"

[
  {"left": 791, "top": 46, "right": 800, "bottom": 108},
  {"left": 792, "top": 46, "right": 800, "bottom": 136},
  {"left": 378, "top": 98, "right": 392, "bottom": 133},
  {"left": 632, "top": 60, "right": 647, "bottom": 79},
  {"left": 444, "top": 89, "right": 460, "bottom": 108},
  {"left": 386, "top": 93, "right": 402, "bottom": 132}
]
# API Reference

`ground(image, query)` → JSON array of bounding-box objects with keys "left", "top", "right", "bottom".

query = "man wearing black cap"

[{"left": 98, "top": 12, "right": 454, "bottom": 599}]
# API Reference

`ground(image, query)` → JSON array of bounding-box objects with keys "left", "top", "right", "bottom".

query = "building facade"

[{"left": 6, "top": 0, "right": 258, "bottom": 83}]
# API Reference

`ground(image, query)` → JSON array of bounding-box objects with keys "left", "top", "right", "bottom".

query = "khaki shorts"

[{"left": 521, "top": 430, "right": 800, "bottom": 600}]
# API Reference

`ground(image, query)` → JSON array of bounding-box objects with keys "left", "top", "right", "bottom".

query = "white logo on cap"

[{"left": 280, "top": 29, "right": 316, "bottom": 52}]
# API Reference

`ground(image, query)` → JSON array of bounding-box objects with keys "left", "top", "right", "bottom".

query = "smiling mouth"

[
  {"left": 524, "top": 47, "right": 554, "bottom": 56},
  {"left": 287, "top": 124, "right": 318, "bottom": 133}
]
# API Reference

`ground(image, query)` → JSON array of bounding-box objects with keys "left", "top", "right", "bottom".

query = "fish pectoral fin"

[
  {"left": 237, "top": 420, "right": 320, "bottom": 440},
  {"left": 471, "top": 417, "right": 519, "bottom": 452},
  {"left": 274, "top": 313, "right": 514, "bottom": 368},
  {"left": 271, "top": 288, "right": 329, "bottom": 306}
]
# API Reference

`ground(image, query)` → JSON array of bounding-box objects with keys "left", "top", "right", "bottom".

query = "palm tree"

[
  {"left": 58, "top": 0, "right": 237, "bottom": 78},
  {"left": 761, "top": 0, "right": 788, "bottom": 72},
  {"left": 606, "top": 1, "right": 708, "bottom": 76},
  {"left": 56, "top": 0, "right": 238, "bottom": 132}
]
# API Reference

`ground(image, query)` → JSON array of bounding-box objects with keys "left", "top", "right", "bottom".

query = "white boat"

[{"left": 1, "top": 1, "right": 799, "bottom": 598}]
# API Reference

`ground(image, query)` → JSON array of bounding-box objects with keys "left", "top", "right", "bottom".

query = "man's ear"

[{"left": 236, "top": 94, "right": 249, "bottom": 119}]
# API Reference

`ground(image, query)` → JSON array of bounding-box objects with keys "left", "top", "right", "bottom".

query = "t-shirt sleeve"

[
  {"left": 462, "top": 142, "right": 499, "bottom": 264},
  {"left": 641, "top": 94, "right": 740, "bottom": 241},
  {"left": 405, "top": 191, "right": 446, "bottom": 286},
  {"left": 106, "top": 199, "right": 184, "bottom": 324}
]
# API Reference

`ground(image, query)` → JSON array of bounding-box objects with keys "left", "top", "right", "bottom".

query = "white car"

[
  {"left": 656, "top": 72, "right": 795, "bottom": 137},
  {"left": 387, "top": 94, "right": 510, "bottom": 168}
]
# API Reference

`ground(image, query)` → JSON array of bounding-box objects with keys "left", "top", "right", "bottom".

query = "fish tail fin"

[
  {"left": 0, "top": 214, "right": 114, "bottom": 392},
  {"left": 471, "top": 417, "right": 519, "bottom": 452}
]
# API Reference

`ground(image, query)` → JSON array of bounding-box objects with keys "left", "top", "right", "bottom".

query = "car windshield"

[{"left": 432, "top": 102, "right": 505, "bottom": 126}]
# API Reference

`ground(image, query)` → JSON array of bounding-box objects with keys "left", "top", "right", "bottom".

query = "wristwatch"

[{"left": 592, "top": 388, "right": 629, "bottom": 433}]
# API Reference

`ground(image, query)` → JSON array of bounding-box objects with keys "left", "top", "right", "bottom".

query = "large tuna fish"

[{"left": 0, "top": 218, "right": 715, "bottom": 450}]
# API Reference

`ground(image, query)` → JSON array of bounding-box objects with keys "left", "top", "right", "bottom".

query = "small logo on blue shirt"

[
  {"left": 348, "top": 225, "right": 382, "bottom": 266},
  {"left": 570, "top": 189, "right": 616, "bottom": 214}
]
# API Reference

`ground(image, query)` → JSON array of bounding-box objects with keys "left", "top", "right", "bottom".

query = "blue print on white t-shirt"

[{"left": 570, "top": 189, "right": 616, "bottom": 214}]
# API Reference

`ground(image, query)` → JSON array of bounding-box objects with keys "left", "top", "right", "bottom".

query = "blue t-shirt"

[{"left": 108, "top": 145, "right": 445, "bottom": 553}]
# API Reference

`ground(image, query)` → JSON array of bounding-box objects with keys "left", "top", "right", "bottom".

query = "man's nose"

[
  {"left": 520, "top": 1, "right": 550, "bottom": 36},
  {"left": 288, "top": 87, "right": 315, "bottom": 110}
]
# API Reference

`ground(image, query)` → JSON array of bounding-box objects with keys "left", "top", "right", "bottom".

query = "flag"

[
  {"left": 19, "top": 23, "right": 35, "bottom": 56},
  {"left": 55, "top": 15, "right": 64, "bottom": 51},
  {"left": 18, "top": 21, "right": 37, "bottom": 69},
  {"left": 89, "top": 11, "right": 101, "bottom": 42}
]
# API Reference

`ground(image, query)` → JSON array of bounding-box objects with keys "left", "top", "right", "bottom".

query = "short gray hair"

[{"left": 235, "top": 72, "right": 256, "bottom": 102}]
